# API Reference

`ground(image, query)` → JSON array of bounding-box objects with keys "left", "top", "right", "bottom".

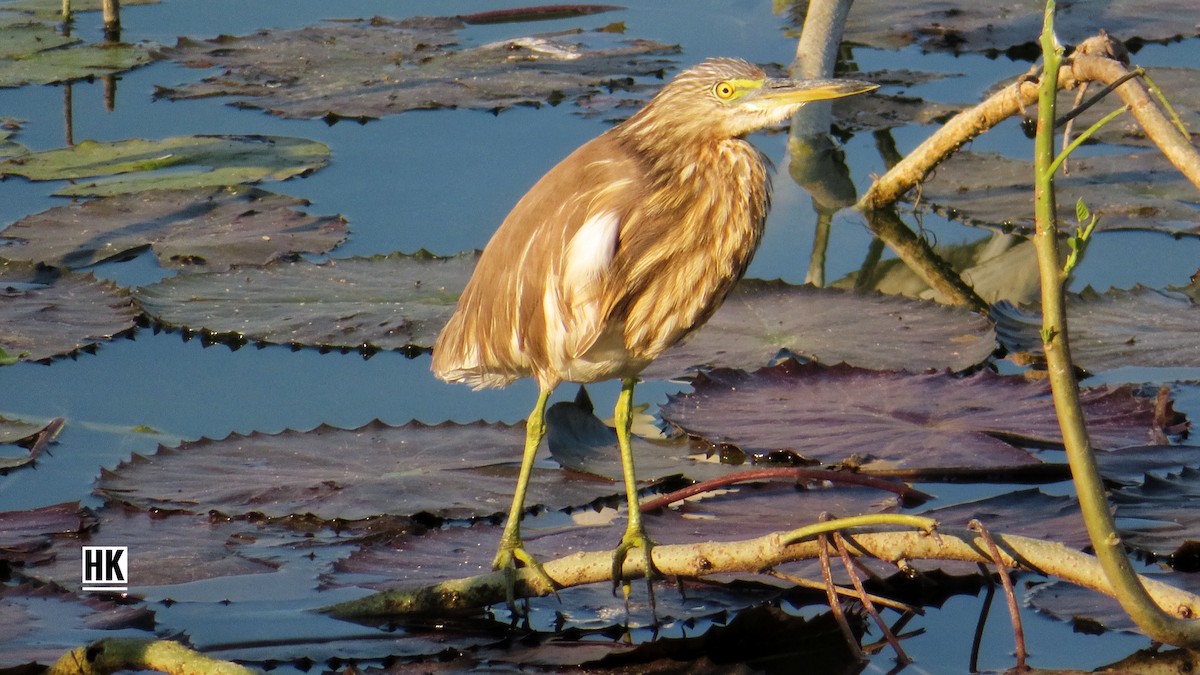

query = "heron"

[{"left": 432, "top": 57, "right": 876, "bottom": 605}]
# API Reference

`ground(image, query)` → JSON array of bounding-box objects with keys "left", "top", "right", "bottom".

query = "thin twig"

[
  {"left": 969, "top": 520, "right": 1028, "bottom": 672},
  {"left": 818, "top": 530, "right": 864, "bottom": 659},
  {"left": 639, "top": 467, "right": 931, "bottom": 513},
  {"left": 835, "top": 531, "right": 911, "bottom": 663}
]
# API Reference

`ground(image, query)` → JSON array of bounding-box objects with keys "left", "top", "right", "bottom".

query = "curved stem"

[{"left": 1033, "top": 0, "right": 1200, "bottom": 647}]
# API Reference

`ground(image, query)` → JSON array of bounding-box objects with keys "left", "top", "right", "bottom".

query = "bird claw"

[
  {"left": 611, "top": 526, "right": 657, "bottom": 612},
  {"left": 493, "top": 541, "right": 559, "bottom": 613}
]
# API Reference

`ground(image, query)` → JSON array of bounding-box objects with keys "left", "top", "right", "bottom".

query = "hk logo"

[{"left": 81, "top": 546, "right": 128, "bottom": 592}]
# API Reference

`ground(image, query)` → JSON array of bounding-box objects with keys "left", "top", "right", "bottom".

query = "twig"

[
  {"left": 835, "top": 531, "right": 910, "bottom": 663},
  {"left": 969, "top": 520, "right": 1027, "bottom": 672},
  {"left": 638, "top": 467, "right": 932, "bottom": 513},
  {"left": 819, "top": 531, "right": 864, "bottom": 659}
]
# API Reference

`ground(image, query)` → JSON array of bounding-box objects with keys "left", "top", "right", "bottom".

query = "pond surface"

[{"left": 1, "top": 1, "right": 1199, "bottom": 672}]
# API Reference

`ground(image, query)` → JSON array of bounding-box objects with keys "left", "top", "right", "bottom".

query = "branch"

[
  {"left": 48, "top": 638, "right": 256, "bottom": 675},
  {"left": 322, "top": 526, "right": 1200, "bottom": 623},
  {"left": 857, "top": 35, "right": 1200, "bottom": 213}
]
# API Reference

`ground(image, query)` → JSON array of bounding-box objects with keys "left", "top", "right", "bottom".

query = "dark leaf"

[
  {"left": 133, "top": 253, "right": 472, "bottom": 352},
  {"left": 0, "top": 262, "right": 137, "bottom": 362},
  {"left": 96, "top": 420, "right": 628, "bottom": 522},
  {"left": 156, "top": 19, "right": 679, "bottom": 120},
  {"left": 0, "top": 186, "right": 348, "bottom": 270},
  {"left": 660, "top": 360, "right": 1176, "bottom": 470},
  {"left": 994, "top": 286, "right": 1200, "bottom": 372}
]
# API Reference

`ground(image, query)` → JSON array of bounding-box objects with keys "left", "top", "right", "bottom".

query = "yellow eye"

[{"left": 713, "top": 81, "right": 737, "bottom": 100}]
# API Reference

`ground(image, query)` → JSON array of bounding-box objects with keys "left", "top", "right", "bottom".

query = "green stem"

[
  {"left": 1033, "top": 0, "right": 1200, "bottom": 646},
  {"left": 782, "top": 514, "right": 939, "bottom": 545},
  {"left": 1047, "top": 105, "right": 1128, "bottom": 176}
]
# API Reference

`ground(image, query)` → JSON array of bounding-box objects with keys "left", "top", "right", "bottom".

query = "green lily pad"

[
  {"left": 0, "top": 39, "right": 154, "bottom": 88},
  {"left": 155, "top": 17, "right": 679, "bottom": 120},
  {"left": 993, "top": 286, "right": 1200, "bottom": 371},
  {"left": 0, "top": 134, "right": 331, "bottom": 196},
  {"left": 0, "top": 19, "right": 77, "bottom": 58},
  {"left": 133, "top": 252, "right": 471, "bottom": 352},
  {"left": 0, "top": 186, "right": 348, "bottom": 269},
  {"left": 0, "top": 262, "right": 136, "bottom": 361}
]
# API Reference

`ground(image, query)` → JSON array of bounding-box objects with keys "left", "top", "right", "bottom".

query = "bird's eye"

[{"left": 713, "top": 81, "right": 737, "bottom": 100}]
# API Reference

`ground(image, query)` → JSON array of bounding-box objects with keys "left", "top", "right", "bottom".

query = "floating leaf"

[
  {"left": 0, "top": 134, "right": 331, "bottom": 196},
  {"left": 919, "top": 489, "right": 1094, "bottom": 551},
  {"left": 156, "top": 18, "right": 679, "bottom": 120},
  {"left": 645, "top": 280, "right": 996, "bottom": 378},
  {"left": 916, "top": 151, "right": 1200, "bottom": 237},
  {"left": 0, "top": 19, "right": 77, "bottom": 58},
  {"left": 96, "top": 420, "right": 630, "bottom": 522},
  {"left": 0, "top": 186, "right": 348, "bottom": 269},
  {"left": 18, "top": 506, "right": 283, "bottom": 588},
  {"left": 133, "top": 252, "right": 471, "bottom": 352},
  {"left": 0, "top": 501, "right": 93, "bottom": 568},
  {"left": 0, "top": 262, "right": 136, "bottom": 361},
  {"left": 0, "top": 40, "right": 155, "bottom": 88},
  {"left": 660, "top": 360, "right": 1175, "bottom": 470},
  {"left": 786, "top": 0, "right": 1200, "bottom": 55},
  {"left": 993, "top": 286, "right": 1200, "bottom": 371},
  {"left": 0, "top": 582, "right": 156, "bottom": 669},
  {"left": 1109, "top": 466, "right": 1200, "bottom": 559}
]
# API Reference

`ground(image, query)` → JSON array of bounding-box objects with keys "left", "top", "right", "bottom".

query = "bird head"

[{"left": 621, "top": 58, "right": 878, "bottom": 142}]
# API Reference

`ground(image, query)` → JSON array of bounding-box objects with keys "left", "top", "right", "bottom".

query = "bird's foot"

[
  {"left": 611, "top": 525, "right": 657, "bottom": 613},
  {"left": 492, "top": 540, "right": 559, "bottom": 613}
]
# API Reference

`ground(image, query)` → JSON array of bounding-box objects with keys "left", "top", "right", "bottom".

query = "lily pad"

[
  {"left": 0, "top": 582, "right": 156, "bottom": 670},
  {"left": 18, "top": 505, "right": 284, "bottom": 589},
  {"left": 0, "top": 186, "right": 348, "bottom": 269},
  {"left": 155, "top": 18, "right": 679, "bottom": 120},
  {"left": 0, "top": 501, "right": 94, "bottom": 568},
  {"left": 993, "top": 286, "right": 1200, "bottom": 371},
  {"left": 660, "top": 360, "right": 1178, "bottom": 470},
  {"left": 0, "top": 134, "right": 331, "bottom": 196},
  {"left": 916, "top": 150, "right": 1200, "bottom": 237},
  {"left": 132, "top": 252, "right": 471, "bottom": 352},
  {"left": 0, "top": 262, "right": 136, "bottom": 361},
  {"left": 785, "top": 0, "right": 1200, "bottom": 55},
  {"left": 95, "top": 420, "right": 633, "bottom": 522},
  {"left": 0, "top": 40, "right": 155, "bottom": 88},
  {"left": 645, "top": 280, "right": 996, "bottom": 378},
  {"left": 919, "top": 488, "right": 1094, "bottom": 551},
  {"left": 0, "top": 19, "right": 77, "bottom": 59},
  {"left": 1109, "top": 466, "right": 1200, "bottom": 559}
]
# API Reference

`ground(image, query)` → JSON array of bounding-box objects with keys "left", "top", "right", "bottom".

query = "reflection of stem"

[
  {"left": 862, "top": 207, "right": 988, "bottom": 312},
  {"left": 1033, "top": 2, "right": 1200, "bottom": 648},
  {"left": 104, "top": 74, "right": 116, "bottom": 112},
  {"left": 807, "top": 209, "right": 831, "bottom": 286},
  {"left": 63, "top": 83, "right": 74, "bottom": 146},
  {"left": 853, "top": 238, "right": 885, "bottom": 291}
]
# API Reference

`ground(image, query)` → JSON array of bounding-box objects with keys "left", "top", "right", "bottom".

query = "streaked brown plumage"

[{"left": 433, "top": 57, "right": 876, "bottom": 606}]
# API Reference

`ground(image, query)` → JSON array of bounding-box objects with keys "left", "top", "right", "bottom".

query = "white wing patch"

[{"left": 546, "top": 210, "right": 621, "bottom": 364}]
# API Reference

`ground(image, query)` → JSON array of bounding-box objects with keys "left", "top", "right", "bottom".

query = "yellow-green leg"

[
  {"left": 611, "top": 377, "right": 656, "bottom": 605},
  {"left": 493, "top": 387, "right": 557, "bottom": 609}
]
